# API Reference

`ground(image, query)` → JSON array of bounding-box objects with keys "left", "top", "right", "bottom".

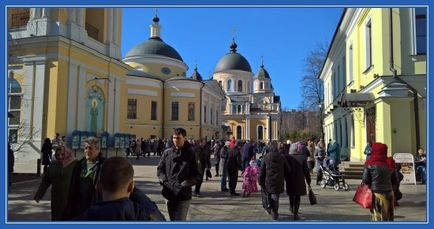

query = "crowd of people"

[{"left": 30, "top": 128, "right": 424, "bottom": 222}]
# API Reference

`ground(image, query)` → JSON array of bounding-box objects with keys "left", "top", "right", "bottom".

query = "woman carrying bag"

[{"left": 361, "top": 142, "right": 398, "bottom": 221}]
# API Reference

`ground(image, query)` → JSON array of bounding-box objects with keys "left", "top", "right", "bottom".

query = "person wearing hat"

[
  {"left": 219, "top": 141, "right": 230, "bottom": 192},
  {"left": 362, "top": 142, "right": 398, "bottom": 221}
]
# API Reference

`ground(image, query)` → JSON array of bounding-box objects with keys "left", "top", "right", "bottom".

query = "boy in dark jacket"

[{"left": 76, "top": 157, "right": 149, "bottom": 220}]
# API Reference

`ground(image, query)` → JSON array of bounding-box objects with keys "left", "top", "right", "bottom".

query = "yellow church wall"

[
  {"left": 45, "top": 60, "right": 70, "bottom": 138},
  {"left": 350, "top": 109, "right": 366, "bottom": 161},
  {"left": 249, "top": 118, "right": 267, "bottom": 141},
  {"left": 129, "top": 62, "right": 186, "bottom": 79}
]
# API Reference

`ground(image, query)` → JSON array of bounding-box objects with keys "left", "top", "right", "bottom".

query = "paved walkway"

[{"left": 7, "top": 156, "right": 427, "bottom": 222}]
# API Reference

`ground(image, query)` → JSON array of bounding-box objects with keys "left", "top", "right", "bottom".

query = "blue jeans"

[
  {"left": 221, "top": 168, "right": 228, "bottom": 190},
  {"left": 166, "top": 199, "right": 191, "bottom": 221},
  {"left": 417, "top": 165, "right": 426, "bottom": 184}
]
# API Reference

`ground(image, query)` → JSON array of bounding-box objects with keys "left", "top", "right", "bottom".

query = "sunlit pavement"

[{"left": 7, "top": 156, "right": 427, "bottom": 222}]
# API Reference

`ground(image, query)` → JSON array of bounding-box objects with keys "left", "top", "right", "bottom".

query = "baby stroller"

[{"left": 319, "top": 162, "right": 349, "bottom": 191}]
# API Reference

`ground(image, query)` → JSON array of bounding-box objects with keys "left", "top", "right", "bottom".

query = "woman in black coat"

[
  {"left": 284, "top": 142, "right": 311, "bottom": 220},
  {"left": 41, "top": 138, "right": 53, "bottom": 174},
  {"left": 259, "top": 142, "right": 288, "bottom": 220}
]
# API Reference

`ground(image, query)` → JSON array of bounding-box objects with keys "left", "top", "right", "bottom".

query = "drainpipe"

[
  {"left": 161, "top": 81, "right": 165, "bottom": 139},
  {"left": 199, "top": 83, "right": 205, "bottom": 139},
  {"left": 389, "top": 8, "right": 421, "bottom": 151}
]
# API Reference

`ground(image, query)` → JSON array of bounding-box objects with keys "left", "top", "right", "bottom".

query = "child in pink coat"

[{"left": 242, "top": 159, "right": 259, "bottom": 197}]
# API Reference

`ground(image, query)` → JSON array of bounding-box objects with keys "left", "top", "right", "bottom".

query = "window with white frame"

[
  {"left": 414, "top": 8, "right": 427, "bottom": 55},
  {"left": 127, "top": 99, "right": 137, "bottom": 119},
  {"left": 8, "top": 78, "right": 22, "bottom": 143},
  {"left": 227, "top": 79, "right": 232, "bottom": 91},
  {"left": 238, "top": 80, "right": 243, "bottom": 92},
  {"left": 365, "top": 20, "right": 372, "bottom": 70}
]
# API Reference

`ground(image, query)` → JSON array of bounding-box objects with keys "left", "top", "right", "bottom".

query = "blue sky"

[{"left": 121, "top": 7, "right": 343, "bottom": 109}]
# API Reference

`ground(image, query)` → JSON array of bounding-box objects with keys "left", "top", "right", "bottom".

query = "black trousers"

[
  {"left": 228, "top": 168, "right": 238, "bottom": 194},
  {"left": 194, "top": 169, "right": 205, "bottom": 194},
  {"left": 215, "top": 162, "right": 220, "bottom": 176},
  {"left": 289, "top": 195, "right": 301, "bottom": 216}
]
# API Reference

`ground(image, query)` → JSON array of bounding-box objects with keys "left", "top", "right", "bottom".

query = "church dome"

[
  {"left": 254, "top": 64, "right": 271, "bottom": 79},
  {"left": 125, "top": 38, "right": 183, "bottom": 61},
  {"left": 214, "top": 39, "right": 251, "bottom": 73}
]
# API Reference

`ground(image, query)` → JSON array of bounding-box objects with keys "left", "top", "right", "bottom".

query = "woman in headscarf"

[
  {"left": 362, "top": 142, "right": 398, "bottom": 221},
  {"left": 34, "top": 145, "right": 77, "bottom": 220},
  {"left": 284, "top": 141, "right": 311, "bottom": 220}
]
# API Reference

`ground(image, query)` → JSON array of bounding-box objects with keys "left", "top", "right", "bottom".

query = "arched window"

[
  {"left": 236, "top": 126, "right": 242, "bottom": 140},
  {"left": 257, "top": 126, "right": 264, "bottom": 140},
  {"left": 237, "top": 105, "right": 242, "bottom": 114},
  {"left": 238, "top": 80, "right": 243, "bottom": 92},
  {"left": 227, "top": 79, "right": 232, "bottom": 91},
  {"left": 8, "top": 77, "right": 22, "bottom": 143},
  {"left": 260, "top": 82, "right": 264, "bottom": 90}
]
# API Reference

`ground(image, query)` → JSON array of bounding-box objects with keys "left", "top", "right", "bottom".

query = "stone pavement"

[{"left": 7, "top": 156, "right": 427, "bottom": 222}]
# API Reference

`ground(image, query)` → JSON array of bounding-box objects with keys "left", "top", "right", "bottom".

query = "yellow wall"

[{"left": 128, "top": 62, "right": 186, "bottom": 79}]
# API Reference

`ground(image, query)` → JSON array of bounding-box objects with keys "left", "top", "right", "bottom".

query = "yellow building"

[
  {"left": 213, "top": 41, "right": 281, "bottom": 142},
  {"left": 7, "top": 8, "right": 226, "bottom": 172},
  {"left": 320, "top": 8, "right": 427, "bottom": 162}
]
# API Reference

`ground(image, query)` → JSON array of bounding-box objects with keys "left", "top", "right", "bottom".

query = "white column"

[
  {"left": 67, "top": 8, "right": 76, "bottom": 23},
  {"left": 112, "top": 9, "right": 119, "bottom": 45},
  {"left": 21, "top": 62, "right": 36, "bottom": 141},
  {"left": 106, "top": 8, "right": 113, "bottom": 44},
  {"left": 76, "top": 67, "right": 87, "bottom": 131},
  {"left": 32, "top": 61, "right": 46, "bottom": 142},
  {"left": 78, "top": 8, "right": 85, "bottom": 27},
  {"left": 41, "top": 8, "right": 50, "bottom": 18},
  {"left": 67, "top": 63, "right": 79, "bottom": 133},
  {"left": 245, "top": 117, "right": 250, "bottom": 140}
]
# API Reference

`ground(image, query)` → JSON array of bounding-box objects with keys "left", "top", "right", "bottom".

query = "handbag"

[
  {"left": 206, "top": 169, "right": 212, "bottom": 179},
  {"left": 353, "top": 184, "right": 373, "bottom": 208},
  {"left": 308, "top": 185, "right": 317, "bottom": 205}
]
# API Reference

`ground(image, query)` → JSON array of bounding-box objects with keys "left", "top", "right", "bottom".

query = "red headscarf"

[
  {"left": 365, "top": 143, "right": 388, "bottom": 167},
  {"left": 229, "top": 136, "right": 236, "bottom": 149}
]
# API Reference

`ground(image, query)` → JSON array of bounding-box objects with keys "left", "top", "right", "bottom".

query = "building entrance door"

[{"left": 365, "top": 107, "right": 376, "bottom": 143}]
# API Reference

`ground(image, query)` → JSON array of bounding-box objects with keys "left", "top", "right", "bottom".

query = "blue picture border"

[{"left": 1, "top": 0, "right": 431, "bottom": 228}]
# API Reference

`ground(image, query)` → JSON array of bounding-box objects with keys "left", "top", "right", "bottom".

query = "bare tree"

[
  {"left": 299, "top": 42, "right": 328, "bottom": 138},
  {"left": 299, "top": 42, "right": 328, "bottom": 111}
]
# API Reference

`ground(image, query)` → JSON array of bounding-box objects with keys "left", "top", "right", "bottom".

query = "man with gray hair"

[{"left": 65, "top": 137, "right": 106, "bottom": 219}]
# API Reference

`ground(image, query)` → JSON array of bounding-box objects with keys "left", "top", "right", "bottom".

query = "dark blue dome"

[
  {"left": 215, "top": 52, "right": 252, "bottom": 73},
  {"left": 125, "top": 38, "right": 183, "bottom": 61},
  {"left": 254, "top": 65, "right": 271, "bottom": 79}
]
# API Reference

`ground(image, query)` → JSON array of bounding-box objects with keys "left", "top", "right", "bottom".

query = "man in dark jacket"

[
  {"left": 194, "top": 139, "right": 211, "bottom": 196},
  {"left": 227, "top": 141, "right": 242, "bottom": 196},
  {"left": 65, "top": 137, "right": 106, "bottom": 219},
  {"left": 259, "top": 142, "right": 288, "bottom": 220},
  {"left": 157, "top": 128, "right": 201, "bottom": 221}
]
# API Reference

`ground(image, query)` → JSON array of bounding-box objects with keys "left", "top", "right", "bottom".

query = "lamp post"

[{"left": 318, "top": 103, "right": 324, "bottom": 140}]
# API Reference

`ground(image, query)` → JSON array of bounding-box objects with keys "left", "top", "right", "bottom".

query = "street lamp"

[{"left": 318, "top": 103, "right": 324, "bottom": 140}]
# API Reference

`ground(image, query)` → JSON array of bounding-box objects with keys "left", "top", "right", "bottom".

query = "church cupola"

[{"left": 150, "top": 11, "right": 161, "bottom": 40}]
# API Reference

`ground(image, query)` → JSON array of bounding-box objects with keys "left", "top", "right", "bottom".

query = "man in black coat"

[
  {"left": 157, "top": 128, "right": 201, "bottom": 221},
  {"left": 193, "top": 139, "right": 211, "bottom": 196},
  {"left": 227, "top": 142, "right": 242, "bottom": 196}
]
